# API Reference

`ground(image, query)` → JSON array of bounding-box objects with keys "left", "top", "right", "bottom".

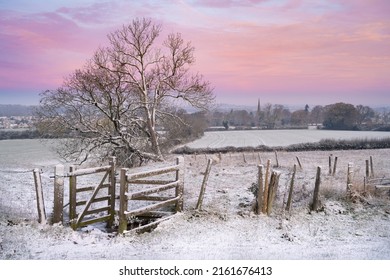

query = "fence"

[
  {"left": 118, "top": 157, "right": 184, "bottom": 234},
  {"left": 32, "top": 152, "right": 387, "bottom": 233}
]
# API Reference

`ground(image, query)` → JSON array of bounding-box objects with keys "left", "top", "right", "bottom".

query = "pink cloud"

[
  {"left": 1, "top": 0, "right": 389, "bottom": 106},
  {"left": 0, "top": 8, "right": 111, "bottom": 91},
  {"left": 183, "top": 11, "right": 390, "bottom": 104},
  {"left": 193, "top": 0, "right": 268, "bottom": 8}
]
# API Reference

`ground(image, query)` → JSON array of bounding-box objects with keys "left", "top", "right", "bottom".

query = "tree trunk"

[{"left": 142, "top": 88, "right": 163, "bottom": 160}]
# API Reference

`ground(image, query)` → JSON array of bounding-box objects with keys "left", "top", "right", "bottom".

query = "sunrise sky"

[{"left": 0, "top": 0, "right": 389, "bottom": 107}]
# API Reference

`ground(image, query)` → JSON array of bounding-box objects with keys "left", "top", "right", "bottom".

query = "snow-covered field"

[
  {"left": 1, "top": 138, "right": 390, "bottom": 260},
  {"left": 187, "top": 129, "right": 390, "bottom": 148}
]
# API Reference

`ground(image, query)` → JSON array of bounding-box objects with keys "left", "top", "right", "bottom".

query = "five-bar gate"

[{"left": 68, "top": 157, "right": 117, "bottom": 230}]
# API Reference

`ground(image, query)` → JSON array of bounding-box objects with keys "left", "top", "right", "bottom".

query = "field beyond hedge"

[{"left": 174, "top": 129, "right": 390, "bottom": 154}]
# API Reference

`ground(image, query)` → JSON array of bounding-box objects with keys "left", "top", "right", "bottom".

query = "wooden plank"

[
  {"left": 93, "top": 195, "right": 111, "bottom": 203},
  {"left": 53, "top": 164, "right": 64, "bottom": 224},
  {"left": 127, "top": 179, "right": 173, "bottom": 185},
  {"left": 76, "top": 200, "right": 87, "bottom": 207},
  {"left": 108, "top": 156, "right": 117, "bottom": 228},
  {"left": 77, "top": 184, "right": 110, "bottom": 193},
  {"left": 375, "top": 185, "right": 390, "bottom": 189},
  {"left": 126, "top": 181, "right": 178, "bottom": 199},
  {"left": 75, "top": 195, "right": 111, "bottom": 207},
  {"left": 367, "top": 178, "right": 390, "bottom": 184},
  {"left": 196, "top": 158, "right": 213, "bottom": 210},
  {"left": 33, "top": 169, "right": 46, "bottom": 224},
  {"left": 69, "top": 165, "right": 77, "bottom": 229},
  {"left": 285, "top": 164, "right": 297, "bottom": 212},
  {"left": 267, "top": 171, "right": 281, "bottom": 216},
  {"left": 77, "top": 215, "right": 112, "bottom": 228},
  {"left": 137, "top": 211, "right": 174, "bottom": 218},
  {"left": 332, "top": 156, "right": 338, "bottom": 176},
  {"left": 311, "top": 166, "right": 322, "bottom": 211},
  {"left": 347, "top": 162, "right": 353, "bottom": 195},
  {"left": 124, "top": 197, "right": 179, "bottom": 217},
  {"left": 131, "top": 196, "right": 175, "bottom": 201},
  {"left": 76, "top": 186, "right": 95, "bottom": 193},
  {"left": 68, "top": 165, "right": 111, "bottom": 176},
  {"left": 262, "top": 159, "right": 271, "bottom": 214},
  {"left": 85, "top": 206, "right": 111, "bottom": 216},
  {"left": 126, "top": 165, "right": 178, "bottom": 181},
  {"left": 119, "top": 168, "right": 129, "bottom": 234},
  {"left": 175, "top": 157, "right": 185, "bottom": 212},
  {"left": 256, "top": 164, "right": 264, "bottom": 215}
]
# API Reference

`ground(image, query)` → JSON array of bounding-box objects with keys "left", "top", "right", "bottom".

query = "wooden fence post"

[
  {"left": 347, "top": 162, "right": 353, "bottom": 195},
  {"left": 107, "top": 156, "right": 116, "bottom": 228},
  {"left": 365, "top": 159, "right": 370, "bottom": 179},
  {"left": 33, "top": 169, "right": 46, "bottom": 224},
  {"left": 196, "top": 158, "right": 213, "bottom": 210},
  {"left": 274, "top": 151, "right": 279, "bottom": 167},
  {"left": 328, "top": 155, "right": 332, "bottom": 175},
  {"left": 69, "top": 165, "right": 77, "bottom": 230},
  {"left": 286, "top": 164, "right": 297, "bottom": 212},
  {"left": 118, "top": 168, "right": 128, "bottom": 234},
  {"left": 175, "top": 157, "right": 185, "bottom": 212},
  {"left": 53, "top": 164, "right": 64, "bottom": 224},
  {"left": 262, "top": 159, "right": 271, "bottom": 214},
  {"left": 256, "top": 165, "right": 264, "bottom": 215},
  {"left": 311, "top": 166, "right": 321, "bottom": 211},
  {"left": 257, "top": 153, "right": 262, "bottom": 164},
  {"left": 332, "top": 156, "right": 338, "bottom": 176},
  {"left": 267, "top": 171, "right": 281, "bottom": 216},
  {"left": 296, "top": 156, "right": 302, "bottom": 170},
  {"left": 370, "top": 156, "right": 374, "bottom": 178}
]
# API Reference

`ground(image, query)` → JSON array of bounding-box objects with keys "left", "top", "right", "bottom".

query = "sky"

[{"left": 0, "top": 0, "right": 389, "bottom": 107}]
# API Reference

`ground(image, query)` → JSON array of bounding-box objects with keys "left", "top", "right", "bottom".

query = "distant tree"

[
  {"left": 209, "top": 111, "right": 225, "bottom": 127},
  {"left": 355, "top": 105, "right": 375, "bottom": 127},
  {"left": 259, "top": 103, "right": 289, "bottom": 128},
  {"left": 222, "top": 120, "right": 229, "bottom": 130},
  {"left": 36, "top": 18, "right": 214, "bottom": 166},
  {"left": 323, "top": 103, "right": 358, "bottom": 130},
  {"left": 309, "top": 105, "right": 324, "bottom": 125},
  {"left": 291, "top": 110, "right": 307, "bottom": 126}
]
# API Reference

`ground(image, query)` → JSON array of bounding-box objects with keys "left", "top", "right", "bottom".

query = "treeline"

[
  {"left": 207, "top": 102, "right": 390, "bottom": 131},
  {"left": 0, "top": 105, "right": 37, "bottom": 117},
  {"left": 0, "top": 129, "right": 40, "bottom": 140}
]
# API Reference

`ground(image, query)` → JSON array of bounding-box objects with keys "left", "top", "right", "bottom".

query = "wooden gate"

[
  {"left": 118, "top": 157, "right": 184, "bottom": 234},
  {"left": 68, "top": 157, "right": 117, "bottom": 230}
]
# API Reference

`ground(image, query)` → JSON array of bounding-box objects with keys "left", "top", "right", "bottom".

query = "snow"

[
  {"left": 1, "top": 139, "right": 390, "bottom": 260},
  {"left": 187, "top": 129, "right": 390, "bottom": 148}
]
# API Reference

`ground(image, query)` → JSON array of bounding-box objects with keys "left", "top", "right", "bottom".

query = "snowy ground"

[
  {"left": 0, "top": 139, "right": 390, "bottom": 260},
  {"left": 187, "top": 129, "right": 390, "bottom": 148}
]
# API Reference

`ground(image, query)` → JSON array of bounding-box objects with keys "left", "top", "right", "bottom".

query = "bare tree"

[
  {"left": 309, "top": 105, "right": 324, "bottom": 125},
  {"left": 355, "top": 105, "right": 375, "bottom": 127},
  {"left": 36, "top": 18, "right": 214, "bottom": 166}
]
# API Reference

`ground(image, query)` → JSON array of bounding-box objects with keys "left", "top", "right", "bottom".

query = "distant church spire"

[{"left": 257, "top": 98, "right": 261, "bottom": 115}]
